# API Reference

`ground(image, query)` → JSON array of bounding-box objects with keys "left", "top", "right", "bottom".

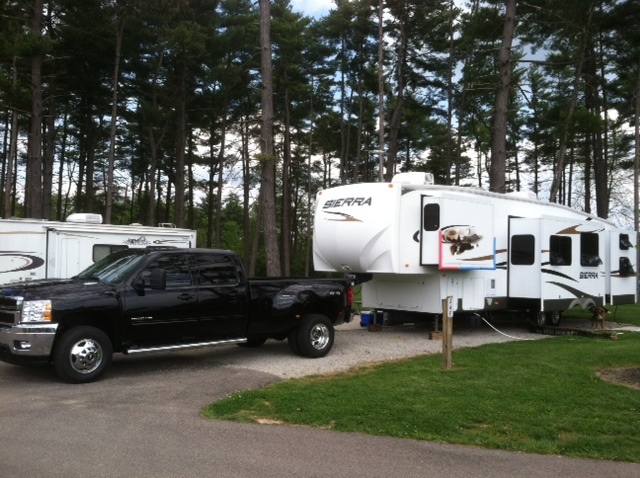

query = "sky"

[{"left": 290, "top": 0, "right": 334, "bottom": 18}]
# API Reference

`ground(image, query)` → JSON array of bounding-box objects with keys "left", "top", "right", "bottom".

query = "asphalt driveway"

[{"left": 1, "top": 322, "right": 639, "bottom": 478}]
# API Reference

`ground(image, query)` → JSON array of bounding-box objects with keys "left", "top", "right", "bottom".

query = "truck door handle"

[{"left": 178, "top": 293, "right": 195, "bottom": 301}]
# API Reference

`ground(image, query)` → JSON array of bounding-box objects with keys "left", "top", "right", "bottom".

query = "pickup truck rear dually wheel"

[
  {"left": 295, "top": 314, "right": 334, "bottom": 358},
  {"left": 53, "top": 326, "right": 113, "bottom": 383}
]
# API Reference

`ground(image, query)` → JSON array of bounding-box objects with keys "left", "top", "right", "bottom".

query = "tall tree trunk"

[
  {"left": 386, "top": 0, "right": 408, "bottom": 183},
  {"left": 4, "top": 58, "right": 18, "bottom": 219},
  {"left": 377, "top": 0, "right": 385, "bottom": 182},
  {"left": 174, "top": 74, "right": 187, "bottom": 228},
  {"left": 258, "top": 0, "right": 281, "bottom": 276},
  {"left": 26, "top": 0, "right": 44, "bottom": 218},
  {"left": 281, "top": 79, "right": 292, "bottom": 275},
  {"left": 634, "top": 56, "right": 640, "bottom": 299},
  {"left": 241, "top": 116, "right": 252, "bottom": 272},
  {"left": 489, "top": 0, "right": 516, "bottom": 194},
  {"left": 106, "top": 13, "right": 125, "bottom": 224},
  {"left": 549, "top": 4, "right": 594, "bottom": 203},
  {"left": 216, "top": 109, "right": 228, "bottom": 248}
]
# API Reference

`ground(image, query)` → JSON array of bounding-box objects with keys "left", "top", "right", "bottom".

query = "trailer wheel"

[
  {"left": 294, "top": 314, "right": 334, "bottom": 358},
  {"left": 534, "top": 311, "right": 547, "bottom": 327},
  {"left": 53, "top": 326, "right": 113, "bottom": 383},
  {"left": 547, "top": 310, "right": 562, "bottom": 327}
]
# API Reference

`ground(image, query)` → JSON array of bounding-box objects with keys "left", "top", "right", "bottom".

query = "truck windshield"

[{"left": 75, "top": 250, "right": 147, "bottom": 284}]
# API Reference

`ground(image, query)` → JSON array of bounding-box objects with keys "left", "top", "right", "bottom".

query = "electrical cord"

[{"left": 474, "top": 313, "right": 530, "bottom": 341}]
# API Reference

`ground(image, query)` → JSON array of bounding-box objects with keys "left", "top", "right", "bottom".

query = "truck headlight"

[{"left": 21, "top": 300, "right": 52, "bottom": 323}]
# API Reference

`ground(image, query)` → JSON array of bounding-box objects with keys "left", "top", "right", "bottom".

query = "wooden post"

[{"left": 442, "top": 296, "right": 453, "bottom": 370}]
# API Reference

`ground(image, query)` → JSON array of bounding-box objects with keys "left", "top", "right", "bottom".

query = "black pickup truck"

[{"left": 0, "top": 248, "right": 353, "bottom": 382}]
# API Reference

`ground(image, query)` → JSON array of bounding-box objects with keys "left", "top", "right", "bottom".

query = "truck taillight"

[{"left": 347, "top": 285, "right": 354, "bottom": 306}]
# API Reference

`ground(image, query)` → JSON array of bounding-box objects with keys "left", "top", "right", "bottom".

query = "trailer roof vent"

[
  {"left": 391, "top": 172, "right": 435, "bottom": 186},
  {"left": 66, "top": 213, "right": 103, "bottom": 224},
  {"left": 506, "top": 190, "right": 538, "bottom": 201}
]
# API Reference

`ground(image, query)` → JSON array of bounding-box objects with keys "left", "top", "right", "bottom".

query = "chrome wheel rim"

[
  {"left": 69, "top": 338, "right": 103, "bottom": 374},
  {"left": 310, "top": 323, "right": 330, "bottom": 350}
]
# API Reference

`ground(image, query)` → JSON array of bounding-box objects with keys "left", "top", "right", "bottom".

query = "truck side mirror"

[{"left": 149, "top": 268, "right": 167, "bottom": 290}]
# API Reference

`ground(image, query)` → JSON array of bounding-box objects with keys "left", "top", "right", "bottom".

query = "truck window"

[
  {"left": 510, "top": 234, "right": 535, "bottom": 265},
  {"left": 93, "top": 244, "right": 129, "bottom": 263},
  {"left": 580, "top": 232, "right": 602, "bottom": 267},
  {"left": 141, "top": 254, "right": 193, "bottom": 287},
  {"left": 550, "top": 235, "right": 571, "bottom": 266},
  {"left": 195, "top": 254, "right": 239, "bottom": 286}
]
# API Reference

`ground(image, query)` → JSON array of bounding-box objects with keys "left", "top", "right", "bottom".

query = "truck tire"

[
  {"left": 287, "top": 328, "right": 300, "bottom": 355},
  {"left": 53, "top": 326, "right": 113, "bottom": 383},
  {"left": 294, "top": 314, "right": 334, "bottom": 358}
]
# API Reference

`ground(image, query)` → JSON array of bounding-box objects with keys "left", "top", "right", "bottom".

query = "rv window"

[
  {"left": 423, "top": 203, "right": 440, "bottom": 231},
  {"left": 620, "top": 234, "right": 633, "bottom": 250},
  {"left": 549, "top": 235, "right": 571, "bottom": 266},
  {"left": 619, "top": 257, "right": 635, "bottom": 277},
  {"left": 580, "top": 232, "right": 602, "bottom": 267},
  {"left": 93, "top": 244, "right": 129, "bottom": 263},
  {"left": 510, "top": 235, "right": 535, "bottom": 265}
]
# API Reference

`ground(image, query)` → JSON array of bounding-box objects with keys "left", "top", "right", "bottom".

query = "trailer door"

[
  {"left": 419, "top": 196, "right": 441, "bottom": 265},
  {"left": 508, "top": 217, "right": 541, "bottom": 299}
]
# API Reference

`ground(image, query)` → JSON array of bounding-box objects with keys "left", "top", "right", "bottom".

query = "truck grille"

[{"left": 0, "top": 296, "right": 22, "bottom": 326}]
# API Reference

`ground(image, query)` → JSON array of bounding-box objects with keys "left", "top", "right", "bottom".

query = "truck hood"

[{"left": 0, "top": 278, "right": 117, "bottom": 301}]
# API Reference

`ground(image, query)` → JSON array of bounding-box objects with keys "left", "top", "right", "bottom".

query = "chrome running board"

[{"left": 124, "top": 337, "right": 247, "bottom": 355}]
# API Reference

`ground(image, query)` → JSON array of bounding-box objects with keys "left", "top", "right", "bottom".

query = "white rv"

[
  {"left": 0, "top": 214, "right": 197, "bottom": 284},
  {"left": 313, "top": 173, "right": 637, "bottom": 326}
]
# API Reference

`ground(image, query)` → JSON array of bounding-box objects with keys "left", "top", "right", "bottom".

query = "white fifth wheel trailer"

[
  {"left": 0, "top": 214, "right": 197, "bottom": 284},
  {"left": 313, "top": 172, "right": 637, "bottom": 326}
]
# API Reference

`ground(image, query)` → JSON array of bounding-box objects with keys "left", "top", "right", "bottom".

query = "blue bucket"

[{"left": 360, "top": 311, "right": 373, "bottom": 327}]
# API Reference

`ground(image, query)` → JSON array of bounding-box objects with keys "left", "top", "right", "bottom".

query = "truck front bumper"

[{"left": 0, "top": 323, "right": 58, "bottom": 364}]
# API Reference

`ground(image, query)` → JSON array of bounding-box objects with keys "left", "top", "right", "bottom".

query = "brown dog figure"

[{"left": 589, "top": 305, "right": 608, "bottom": 329}]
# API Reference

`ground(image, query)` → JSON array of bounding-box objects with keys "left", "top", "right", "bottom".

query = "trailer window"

[
  {"left": 580, "top": 232, "right": 602, "bottom": 267},
  {"left": 423, "top": 203, "right": 439, "bottom": 231},
  {"left": 619, "top": 234, "right": 633, "bottom": 250},
  {"left": 550, "top": 235, "right": 571, "bottom": 266},
  {"left": 93, "top": 244, "right": 129, "bottom": 263},
  {"left": 619, "top": 257, "right": 635, "bottom": 277},
  {"left": 510, "top": 235, "right": 535, "bottom": 265}
]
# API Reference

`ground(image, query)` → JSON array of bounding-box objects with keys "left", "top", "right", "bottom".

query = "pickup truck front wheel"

[
  {"left": 53, "top": 326, "right": 113, "bottom": 383},
  {"left": 292, "top": 314, "right": 334, "bottom": 358}
]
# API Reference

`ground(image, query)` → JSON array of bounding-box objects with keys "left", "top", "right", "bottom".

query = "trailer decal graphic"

[
  {"left": 440, "top": 225, "right": 483, "bottom": 255},
  {"left": 322, "top": 211, "right": 363, "bottom": 222},
  {"left": 123, "top": 236, "right": 151, "bottom": 246},
  {"left": 0, "top": 253, "right": 45, "bottom": 273},
  {"left": 323, "top": 197, "right": 372, "bottom": 208},
  {"left": 546, "top": 281, "right": 594, "bottom": 299},
  {"left": 541, "top": 268, "right": 578, "bottom": 282}
]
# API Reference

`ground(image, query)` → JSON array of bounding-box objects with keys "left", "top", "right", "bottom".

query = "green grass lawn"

[
  {"left": 203, "top": 329, "right": 640, "bottom": 462},
  {"left": 563, "top": 301, "right": 640, "bottom": 327}
]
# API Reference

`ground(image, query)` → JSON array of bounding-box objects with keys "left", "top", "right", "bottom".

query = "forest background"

[{"left": 1, "top": 0, "right": 639, "bottom": 276}]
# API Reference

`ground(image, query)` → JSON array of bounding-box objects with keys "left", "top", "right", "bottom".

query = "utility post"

[{"left": 442, "top": 296, "right": 454, "bottom": 370}]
